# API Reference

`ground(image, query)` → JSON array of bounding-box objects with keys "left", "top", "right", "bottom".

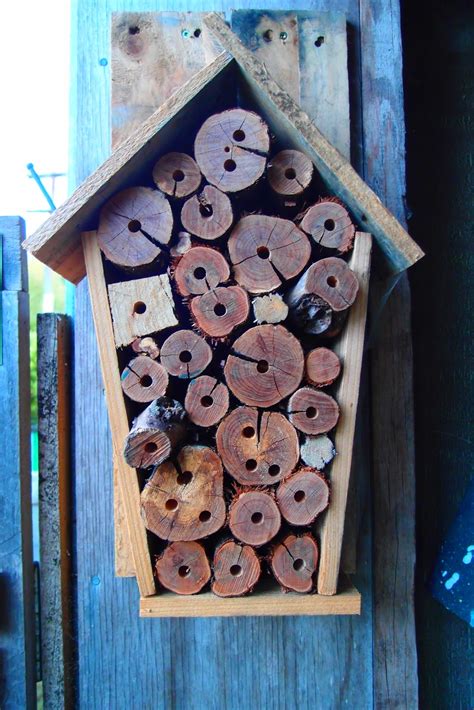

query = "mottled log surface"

[
  {"left": 300, "top": 199, "right": 355, "bottom": 252},
  {"left": 184, "top": 375, "right": 229, "bottom": 427},
  {"left": 121, "top": 355, "right": 168, "bottom": 402},
  {"left": 160, "top": 330, "right": 212, "bottom": 379},
  {"left": 276, "top": 468, "right": 330, "bottom": 525},
  {"left": 270, "top": 533, "right": 319, "bottom": 592},
  {"left": 305, "top": 347, "right": 341, "bottom": 387},
  {"left": 173, "top": 245, "right": 230, "bottom": 296},
  {"left": 288, "top": 387, "right": 339, "bottom": 435},
  {"left": 300, "top": 434, "right": 336, "bottom": 470},
  {"left": 229, "top": 490, "right": 281, "bottom": 546},
  {"left": 190, "top": 285, "right": 249, "bottom": 338},
  {"left": 123, "top": 397, "right": 186, "bottom": 468},
  {"left": 181, "top": 185, "right": 233, "bottom": 239},
  {"left": 224, "top": 324, "right": 303, "bottom": 407},
  {"left": 141, "top": 445, "right": 225, "bottom": 540},
  {"left": 216, "top": 406, "right": 299, "bottom": 485},
  {"left": 153, "top": 152, "right": 202, "bottom": 198},
  {"left": 194, "top": 108, "right": 270, "bottom": 192},
  {"left": 155, "top": 541, "right": 210, "bottom": 594},
  {"left": 212, "top": 540, "right": 261, "bottom": 597}
]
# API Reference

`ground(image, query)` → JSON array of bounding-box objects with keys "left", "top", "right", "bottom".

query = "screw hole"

[
  {"left": 280, "top": 31, "right": 288, "bottom": 40},
  {"left": 165, "top": 498, "right": 178, "bottom": 511},
  {"left": 173, "top": 169, "right": 185, "bottom": 182},
  {"left": 194, "top": 28, "right": 201, "bottom": 38},
  {"left": 324, "top": 218, "right": 335, "bottom": 231},
  {"left": 242, "top": 426, "right": 255, "bottom": 438},
  {"left": 144, "top": 442, "right": 157, "bottom": 453},
  {"left": 245, "top": 458, "right": 258, "bottom": 471},
  {"left": 200, "top": 395, "right": 213, "bottom": 408},
  {"left": 177, "top": 470, "right": 193, "bottom": 485},
  {"left": 199, "top": 203, "right": 213, "bottom": 218},
  {"left": 133, "top": 301, "right": 146, "bottom": 314},
  {"left": 224, "top": 146, "right": 231, "bottom": 153},
  {"left": 257, "top": 245, "right": 270, "bottom": 259},
  {"left": 214, "top": 303, "right": 226, "bottom": 317},
  {"left": 199, "top": 510, "right": 211, "bottom": 522},
  {"left": 314, "top": 35, "right": 324, "bottom": 47},
  {"left": 129, "top": 26, "right": 140, "bottom": 35},
  {"left": 326, "top": 275, "right": 338, "bottom": 288},
  {"left": 306, "top": 406, "right": 318, "bottom": 419},
  {"left": 268, "top": 464, "right": 280, "bottom": 477},
  {"left": 293, "top": 558, "right": 305, "bottom": 571},
  {"left": 179, "top": 350, "right": 192, "bottom": 363},
  {"left": 128, "top": 219, "right": 141, "bottom": 233},
  {"left": 285, "top": 167, "right": 296, "bottom": 180},
  {"left": 224, "top": 159, "right": 237, "bottom": 172},
  {"left": 194, "top": 266, "right": 206, "bottom": 280},
  {"left": 257, "top": 360, "right": 269, "bottom": 373},
  {"left": 181, "top": 29, "right": 190, "bottom": 38},
  {"left": 230, "top": 564, "right": 242, "bottom": 576},
  {"left": 263, "top": 29, "right": 273, "bottom": 42},
  {"left": 178, "top": 565, "right": 190, "bottom": 577},
  {"left": 140, "top": 374, "right": 153, "bottom": 388},
  {"left": 294, "top": 490, "right": 306, "bottom": 502},
  {"left": 233, "top": 129, "right": 246, "bottom": 142},
  {"left": 251, "top": 511, "right": 263, "bottom": 524}
]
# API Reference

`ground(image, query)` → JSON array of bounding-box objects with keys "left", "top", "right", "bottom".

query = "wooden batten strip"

[
  {"left": 317, "top": 232, "right": 373, "bottom": 595},
  {"left": 81, "top": 231, "right": 155, "bottom": 597},
  {"left": 203, "top": 13, "right": 423, "bottom": 273}
]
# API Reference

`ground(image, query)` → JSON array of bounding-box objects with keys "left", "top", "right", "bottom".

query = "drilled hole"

[
  {"left": 257, "top": 245, "right": 270, "bottom": 259},
  {"left": 245, "top": 458, "right": 258, "bottom": 471},
  {"left": 251, "top": 512, "right": 263, "bottom": 524},
  {"left": 294, "top": 490, "right": 306, "bottom": 502},
  {"left": 194, "top": 28, "right": 201, "bottom": 37},
  {"left": 128, "top": 219, "right": 141, "bottom": 233},
  {"left": 177, "top": 470, "right": 193, "bottom": 485},
  {"left": 257, "top": 360, "right": 269, "bottom": 373},
  {"left": 140, "top": 374, "right": 153, "bottom": 388},
  {"left": 173, "top": 169, "right": 185, "bottom": 182},
  {"left": 280, "top": 31, "right": 288, "bottom": 40},
  {"left": 224, "top": 146, "right": 231, "bottom": 153},
  {"left": 133, "top": 301, "right": 146, "bottom": 315},
  {"left": 214, "top": 303, "right": 226, "bottom": 316},
  {"left": 263, "top": 29, "right": 273, "bottom": 42},
  {"left": 200, "top": 395, "right": 213, "bottom": 408},
  {"left": 144, "top": 442, "right": 157, "bottom": 453},
  {"left": 179, "top": 350, "right": 192, "bottom": 363},
  {"left": 314, "top": 35, "right": 324, "bottom": 47},
  {"left": 306, "top": 406, "right": 318, "bottom": 419},
  {"left": 268, "top": 464, "right": 280, "bottom": 477},
  {"left": 233, "top": 129, "right": 246, "bottom": 142},
  {"left": 165, "top": 498, "right": 178, "bottom": 511},
  {"left": 199, "top": 203, "right": 213, "bottom": 218},
  {"left": 178, "top": 565, "right": 190, "bottom": 577},
  {"left": 194, "top": 266, "right": 206, "bottom": 280},
  {"left": 224, "top": 159, "right": 236, "bottom": 172},
  {"left": 293, "top": 558, "right": 305, "bottom": 571},
  {"left": 230, "top": 564, "right": 242, "bottom": 576},
  {"left": 129, "top": 26, "right": 140, "bottom": 35},
  {"left": 199, "top": 510, "right": 211, "bottom": 522},
  {"left": 326, "top": 275, "right": 338, "bottom": 287},
  {"left": 242, "top": 426, "right": 255, "bottom": 438},
  {"left": 285, "top": 167, "right": 296, "bottom": 180},
  {"left": 324, "top": 218, "right": 335, "bottom": 231}
]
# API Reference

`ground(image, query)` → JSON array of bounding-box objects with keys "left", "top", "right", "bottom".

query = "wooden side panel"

[
  {"left": 37, "top": 314, "right": 74, "bottom": 709},
  {"left": 0, "top": 217, "right": 36, "bottom": 709}
]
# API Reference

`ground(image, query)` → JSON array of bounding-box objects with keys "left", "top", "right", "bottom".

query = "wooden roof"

[{"left": 23, "top": 13, "right": 423, "bottom": 282}]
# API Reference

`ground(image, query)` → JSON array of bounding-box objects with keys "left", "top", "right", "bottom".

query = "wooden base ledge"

[{"left": 140, "top": 580, "right": 361, "bottom": 618}]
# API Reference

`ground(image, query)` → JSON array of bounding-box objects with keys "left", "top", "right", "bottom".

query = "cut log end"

[
  {"left": 152, "top": 152, "right": 202, "bottom": 198},
  {"left": 229, "top": 490, "right": 281, "bottom": 546},
  {"left": 194, "top": 109, "right": 270, "bottom": 192},
  {"left": 155, "top": 541, "right": 210, "bottom": 594},
  {"left": 121, "top": 355, "right": 168, "bottom": 402},
  {"left": 185, "top": 375, "right": 229, "bottom": 427},
  {"left": 181, "top": 185, "right": 233, "bottom": 240},
  {"left": 141, "top": 445, "right": 226, "bottom": 541},
  {"left": 123, "top": 397, "right": 186, "bottom": 469},
  {"left": 300, "top": 434, "right": 336, "bottom": 470},
  {"left": 268, "top": 150, "right": 314, "bottom": 196},
  {"left": 252, "top": 293, "right": 289, "bottom": 324},
  {"left": 216, "top": 406, "right": 299, "bottom": 485},
  {"left": 305, "top": 347, "right": 341, "bottom": 387},
  {"left": 276, "top": 468, "right": 330, "bottom": 526},
  {"left": 212, "top": 540, "right": 261, "bottom": 597},
  {"left": 288, "top": 387, "right": 339, "bottom": 435},
  {"left": 173, "top": 245, "right": 230, "bottom": 296},
  {"left": 160, "top": 330, "right": 212, "bottom": 379},
  {"left": 300, "top": 199, "right": 355, "bottom": 252},
  {"left": 270, "top": 534, "right": 319, "bottom": 593},
  {"left": 190, "top": 285, "right": 250, "bottom": 338},
  {"left": 224, "top": 324, "right": 304, "bottom": 407}
]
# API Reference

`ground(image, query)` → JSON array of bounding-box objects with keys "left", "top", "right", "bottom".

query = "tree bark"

[
  {"left": 228, "top": 215, "right": 311, "bottom": 294},
  {"left": 190, "top": 285, "right": 249, "bottom": 338},
  {"left": 270, "top": 533, "right": 319, "bottom": 593},
  {"left": 194, "top": 108, "right": 270, "bottom": 192},
  {"left": 300, "top": 198, "right": 355, "bottom": 252},
  {"left": 212, "top": 540, "right": 261, "bottom": 597},
  {"left": 152, "top": 152, "right": 202, "bottom": 198},
  {"left": 216, "top": 406, "right": 299, "bottom": 485},
  {"left": 228, "top": 490, "right": 281, "bottom": 546},
  {"left": 97, "top": 186, "right": 173, "bottom": 268},
  {"left": 160, "top": 330, "right": 212, "bottom": 379},
  {"left": 305, "top": 347, "right": 341, "bottom": 387},
  {"left": 276, "top": 467, "right": 330, "bottom": 526},
  {"left": 173, "top": 245, "right": 230, "bottom": 296},
  {"left": 181, "top": 185, "right": 233, "bottom": 240},
  {"left": 288, "top": 387, "right": 339, "bottom": 435},
  {"left": 184, "top": 375, "right": 229, "bottom": 427},
  {"left": 123, "top": 397, "right": 186, "bottom": 468},
  {"left": 120, "top": 355, "right": 168, "bottom": 403},
  {"left": 224, "top": 324, "right": 304, "bottom": 407},
  {"left": 155, "top": 541, "right": 210, "bottom": 594}
]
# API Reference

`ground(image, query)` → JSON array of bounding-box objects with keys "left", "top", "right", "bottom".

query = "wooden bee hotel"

[{"left": 24, "top": 14, "right": 423, "bottom": 617}]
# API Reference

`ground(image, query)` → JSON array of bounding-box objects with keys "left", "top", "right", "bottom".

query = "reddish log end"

[
  {"left": 194, "top": 109, "right": 270, "bottom": 192},
  {"left": 291, "top": 257, "right": 359, "bottom": 312},
  {"left": 160, "top": 330, "right": 212, "bottom": 379},
  {"left": 152, "top": 152, "right": 202, "bottom": 198},
  {"left": 123, "top": 397, "right": 186, "bottom": 468},
  {"left": 121, "top": 355, "right": 168, "bottom": 403},
  {"left": 190, "top": 285, "right": 250, "bottom": 338},
  {"left": 216, "top": 406, "right": 299, "bottom": 485},
  {"left": 212, "top": 540, "right": 261, "bottom": 597},
  {"left": 184, "top": 375, "right": 229, "bottom": 427},
  {"left": 224, "top": 324, "right": 303, "bottom": 407},
  {"left": 305, "top": 347, "right": 341, "bottom": 387},
  {"left": 229, "top": 490, "right": 281, "bottom": 546},
  {"left": 141, "top": 445, "right": 226, "bottom": 541},
  {"left": 155, "top": 541, "right": 211, "bottom": 594},
  {"left": 270, "top": 533, "right": 319, "bottom": 593},
  {"left": 173, "top": 245, "right": 230, "bottom": 296},
  {"left": 288, "top": 387, "right": 339, "bottom": 435},
  {"left": 267, "top": 149, "right": 314, "bottom": 196},
  {"left": 300, "top": 199, "right": 355, "bottom": 252},
  {"left": 181, "top": 185, "right": 233, "bottom": 240},
  {"left": 276, "top": 467, "right": 330, "bottom": 526}
]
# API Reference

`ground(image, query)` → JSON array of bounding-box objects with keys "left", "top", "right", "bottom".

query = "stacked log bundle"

[{"left": 98, "top": 107, "right": 362, "bottom": 597}]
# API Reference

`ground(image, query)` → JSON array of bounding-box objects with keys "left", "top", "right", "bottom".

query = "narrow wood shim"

[
  {"left": 203, "top": 13, "right": 424, "bottom": 273},
  {"left": 318, "top": 232, "right": 372, "bottom": 595},
  {"left": 81, "top": 231, "right": 155, "bottom": 597}
]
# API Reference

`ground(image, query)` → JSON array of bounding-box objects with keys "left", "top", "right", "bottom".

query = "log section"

[
  {"left": 120, "top": 355, "right": 168, "bottom": 402},
  {"left": 216, "top": 406, "right": 299, "bottom": 485},
  {"left": 212, "top": 540, "right": 261, "bottom": 597},
  {"left": 287, "top": 257, "right": 359, "bottom": 312},
  {"left": 288, "top": 387, "right": 339, "bottom": 435},
  {"left": 131, "top": 336, "right": 160, "bottom": 359},
  {"left": 155, "top": 541, "right": 210, "bottom": 594},
  {"left": 270, "top": 533, "right": 319, "bottom": 593},
  {"left": 300, "top": 434, "right": 336, "bottom": 470},
  {"left": 160, "top": 330, "right": 212, "bottom": 379},
  {"left": 268, "top": 149, "right": 314, "bottom": 197},
  {"left": 252, "top": 293, "right": 288, "bottom": 324},
  {"left": 305, "top": 347, "right": 341, "bottom": 387},
  {"left": 276, "top": 468, "right": 330, "bottom": 526},
  {"left": 152, "top": 152, "right": 201, "bottom": 198},
  {"left": 181, "top": 185, "right": 233, "bottom": 240},
  {"left": 123, "top": 397, "right": 186, "bottom": 468},
  {"left": 173, "top": 245, "right": 230, "bottom": 296},
  {"left": 184, "top": 376, "right": 229, "bottom": 427},
  {"left": 300, "top": 199, "right": 355, "bottom": 252},
  {"left": 190, "top": 285, "right": 249, "bottom": 338},
  {"left": 229, "top": 490, "right": 281, "bottom": 546}
]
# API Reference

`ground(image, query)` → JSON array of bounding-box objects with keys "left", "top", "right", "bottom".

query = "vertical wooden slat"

[
  {"left": 38, "top": 313, "right": 73, "bottom": 709},
  {"left": 0, "top": 216, "right": 36, "bottom": 709}
]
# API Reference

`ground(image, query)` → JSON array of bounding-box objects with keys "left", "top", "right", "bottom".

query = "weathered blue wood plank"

[{"left": 0, "top": 217, "right": 36, "bottom": 709}]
